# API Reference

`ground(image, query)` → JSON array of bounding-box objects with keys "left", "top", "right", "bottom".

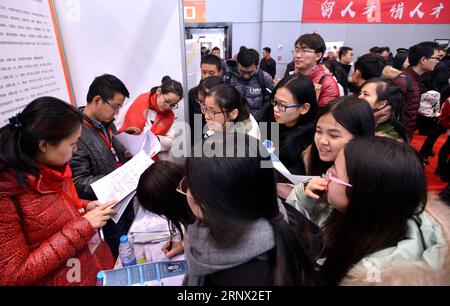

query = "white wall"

[{"left": 53, "top": 0, "right": 187, "bottom": 127}]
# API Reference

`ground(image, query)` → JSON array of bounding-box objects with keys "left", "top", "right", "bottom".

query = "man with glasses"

[
  {"left": 70, "top": 74, "right": 135, "bottom": 257},
  {"left": 223, "top": 46, "right": 274, "bottom": 121},
  {"left": 290, "top": 33, "right": 339, "bottom": 108},
  {"left": 394, "top": 41, "right": 440, "bottom": 140}
]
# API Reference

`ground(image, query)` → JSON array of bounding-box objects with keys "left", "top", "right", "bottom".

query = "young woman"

[
  {"left": 135, "top": 160, "right": 195, "bottom": 259},
  {"left": 202, "top": 84, "right": 261, "bottom": 140},
  {"left": 180, "top": 134, "right": 319, "bottom": 286},
  {"left": 263, "top": 74, "right": 318, "bottom": 175},
  {"left": 119, "top": 76, "right": 183, "bottom": 153},
  {"left": 306, "top": 96, "right": 376, "bottom": 176},
  {"left": 288, "top": 137, "right": 450, "bottom": 285},
  {"left": 358, "top": 77, "right": 407, "bottom": 141},
  {"left": 0, "top": 97, "right": 116, "bottom": 285}
]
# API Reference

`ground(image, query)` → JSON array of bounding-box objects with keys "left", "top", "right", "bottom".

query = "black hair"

[
  {"left": 206, "top": 84, "right": 250, "bottom": 123},
  {"left": 295, "top": 33, "right": 326, "bottom": 62},
  {"left": 197, "top": 76, "right": 223, "bottom": 98},
  {"left": 360, "top": 78, "right": 407, "bottom": 141},
  {"left": 322, "top": 60, "right": 336, "bottom": 75},
  {"left": 308, "top": 96, "right": 376, "bottom": 175},
  {"left": 354, "top": 54, "right": 386, "bottom": 81},
  {"left": 136, "top": 160, "right": 195, "bottom": 239},
  {"left": 150, "top": 75, "right": 184, "bottom": 98},
  {"left": 86, "top": 74, "right": 129, "bottom": 103},
  {"left": 321, "top": 137, "right": 427, "bottom": 285},
  {"left": 212, "top": 47, "right": 220, "bottom": 52},
  {"left": 338, "top": 47, "right": 353, "bottom": 60},
  {"left": 378, "top": 47, "right": 390, "bottom": 54},
  {"left": 237, "top": 46, "right": 260, "bottom": 67},
  {"left": 408, "top": 41, "right": 440, "bottom": 67},
  {"left": 0, "top": 97, "right": 83, "bottom": 185},
  {"left": 186, "top": 133, "right": 316, "bottom": 285},
  {"left": 393, "top": 51, "right": 409, "bottom": 70},
  {"left": 369, "top": 46, "right": 380, "bottom": 54},
  {"left": 274, "top": 74, "right": 318, "bottom": 125},
  {"left": 201, "top": 54, "right": 222, "bottom": 72},
  {"left": 263, "top": 47, "right": 272, "bottom": 54}
]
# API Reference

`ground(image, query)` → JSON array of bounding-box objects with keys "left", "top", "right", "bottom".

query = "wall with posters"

[
  {"left": 0, "top": 0, "right": 73, "bottom": 127},
  {"left": 199, "top": 0, "right": 450, "bottom": 78},
  {"left": 53, "top": 0, "right": 187, "bottom": 128}
]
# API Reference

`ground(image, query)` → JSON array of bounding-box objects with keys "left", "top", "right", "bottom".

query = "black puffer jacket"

[{"left": 70, "top": 110, "right": 130, "bottom": 200}]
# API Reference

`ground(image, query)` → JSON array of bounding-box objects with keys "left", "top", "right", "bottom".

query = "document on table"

[
  {"left": 91, "top": 151, "right": 154, "bottom": 205},
  {"left": 115, "top": 130, "right": 161, "bottom": 157}
]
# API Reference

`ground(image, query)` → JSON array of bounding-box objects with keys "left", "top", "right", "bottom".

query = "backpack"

[
  {"left": 418, "top": 90, "right": 441, "bottom": 117},
  {"left": 314, "top": 74, "right": 327, "bottom": 101}
]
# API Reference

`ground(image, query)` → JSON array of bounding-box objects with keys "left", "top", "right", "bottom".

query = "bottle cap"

[
  {"left": 120, "top": 235, "right": 129, "bottom": 243},
  {"left": 97, "top": 271, "right": 104, "bottom": 280}
]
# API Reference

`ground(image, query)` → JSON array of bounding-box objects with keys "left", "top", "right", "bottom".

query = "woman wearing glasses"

[
  {"left": 119, "top": 76, "right": 183, "bottom": 154},
  {"left": 179, "top": 134, "right": 320, "bottom": 286},
  {"left": 201, "top": 84, "right": 261, "bottom": 140},
  {"left": 262, "top": 74, "right": 318, "bottom": 175},
  {"left": 287, "top": 137, "right": 450, "bottom": 285}
]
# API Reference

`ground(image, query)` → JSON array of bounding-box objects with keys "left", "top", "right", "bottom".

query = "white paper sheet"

[
  {"left": 91, "top": 151, "right": 154, "bottom": 204},
  {"left": 115, "top": 130, "right": 161, "bottom": 157},
  {"left": 110, "top": 191, "right": 136, "bottom": 224}
]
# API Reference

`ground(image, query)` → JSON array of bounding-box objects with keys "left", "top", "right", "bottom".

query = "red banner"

[{"left": 302, "top": 0, "right": 450, "bottom": 24}]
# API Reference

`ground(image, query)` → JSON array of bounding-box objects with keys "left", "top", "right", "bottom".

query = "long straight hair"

[
  {"left": 0, "top": 97, "right": 82, "bottom": 185},
  {"left": 321, "top": 137, "right": 427, "bottom": 285},
  {"left": 308, "top": 97, "right": 375, "bottom": 175},
  {"left": 186, "top": 134, "right": 316, "bottom": 285}
]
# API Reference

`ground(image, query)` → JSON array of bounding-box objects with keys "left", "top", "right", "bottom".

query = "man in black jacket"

[
  {"left": 260, "top": 47, "right": 277, "bottom": 79},
  {"left": 334, "top": 46, "right": 353, "bottom": 95},
  {"left": 70, "top": 74, "right": 134, "bottom": 257}
]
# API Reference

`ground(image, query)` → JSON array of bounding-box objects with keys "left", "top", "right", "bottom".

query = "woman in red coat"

[{"left": 0, "top": 97, "right": 116, "bottom": 286}]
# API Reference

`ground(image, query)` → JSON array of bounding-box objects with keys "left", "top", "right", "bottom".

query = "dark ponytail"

[
  {"left": 0, "top": 97, "right": 82, "bottom": 185},
  {"left": 150, "top": 75, "right": 184, "bottom": 98}
]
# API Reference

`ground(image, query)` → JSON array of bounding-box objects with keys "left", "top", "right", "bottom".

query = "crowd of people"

[{"left": 1, "top": 31, "right": 450, "bottom": 286}]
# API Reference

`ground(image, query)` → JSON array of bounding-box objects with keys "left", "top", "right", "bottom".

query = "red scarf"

[
  {"left": 119, "top": 92, "right": 175, "bottom": 136},
  {"left": 33, "top": 163, "right": 83, "bottom": 209}
]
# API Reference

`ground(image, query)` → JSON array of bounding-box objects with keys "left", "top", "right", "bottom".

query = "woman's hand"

[
  {"left": 83, "top": 200, "right": 117, "bottom": 229},
  {"left": 124, "top": 127, "right": 141, "bottom": 135},
  {"left": 162, "top": 241, "right": 184, "bottom": 259},
  {"left": 304, "top": 177, "right": 329, "bottom": 200}
]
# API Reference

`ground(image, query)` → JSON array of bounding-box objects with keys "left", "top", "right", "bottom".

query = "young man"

[
  {"left": 394, "top": 41, "right": 440, "bottom": 140},
  {"left": 260, "top": 47, "right": 277, "bottom": 79},
  {"left": 334, "top": 46, "right": 353, "bottom": 95},
  {"left": 70, "top": 74, "right": 134, "bottom": 257},
  {"left": 223, "top": 46, "right": 274, "bottom": 121},
  {"left": 292, "top": 33, "right": 339, "bottom": 107},
  {"left": 352, "top": 54, "right": 386, "bottom": 86},
  {"left": 188, "top": 54, "right": 222, "bottom": 139}
]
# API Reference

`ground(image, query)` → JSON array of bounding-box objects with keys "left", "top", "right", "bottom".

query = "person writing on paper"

[
  {"left": 135, "top": 160, "right": 195, "bottom": 259},
  {"left": 201, "top": 84, "right": 261, "bottom": 140},
  {"left": 119, "top": 76, "right": 183, "bottom": 154},
  {"left": 0, "top": 97, "right": 117, "bottom": 286},
  {"left": 260, "top": 74, "right": 318, "bottom": 175},
  {"left": 70, "top": 74, "right": 134, "bottom": 257},
  {"left": 287, "top": 137, "right": 450, "bottom": 285}
]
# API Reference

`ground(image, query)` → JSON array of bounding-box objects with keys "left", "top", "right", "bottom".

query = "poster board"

[{"left": 0, "top": 0, "right": 73, "bottom": 127}]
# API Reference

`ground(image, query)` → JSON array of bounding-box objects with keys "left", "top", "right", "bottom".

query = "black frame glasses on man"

[{"left": 101, "top": 97, "right": 123, "bottom": 111}]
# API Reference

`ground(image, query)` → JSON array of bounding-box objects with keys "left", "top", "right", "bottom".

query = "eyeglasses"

[
  {"left": 271, "top": 98, "right": 304, "bottom": 112},
  {"left": 176, "top": 177, "right": 193, "bottom": 198},
  {"left": 195, "top": 98, "right": 205, "bottom": 106},
  {"left": 162, "top": 96, "right": 179, "bottom": 109},
  {"left": 102, "top": 97, "right": 122, "bottom": 111},
  {"left": 238, "top": 68, "right": 257, "bottom": 77},
  {"left": 428, "top": 56, "right": 440, "bottom": 62},
  {"left": 322, "top": 166, "right": 352, "bottom": 188},
  {"left": 200, "top": 105, "right": 227, "bottom": 117},
  {"left": 294, "top": 47, "right": 317, "bottom": 55}
]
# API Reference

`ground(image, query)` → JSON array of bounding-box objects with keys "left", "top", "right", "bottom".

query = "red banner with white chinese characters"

[{"left": 302, "top": 0, "right": 450, "bottom": 24}]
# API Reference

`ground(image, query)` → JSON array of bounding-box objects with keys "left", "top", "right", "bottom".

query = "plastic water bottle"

[
  {"left": 119, "top": 235, "right": 137, "bottom": 267},
  {"left": 96, "top": 271, "right": 104, "bottom": 286}
]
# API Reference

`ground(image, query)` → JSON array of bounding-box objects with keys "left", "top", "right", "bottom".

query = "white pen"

[{"left": 99, "top": 228, "right": 105, "bottom": 241}]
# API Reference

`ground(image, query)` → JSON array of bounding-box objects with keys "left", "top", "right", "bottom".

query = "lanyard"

[{"left": 83, "top": 119, "right": 122, "bottom": 167}]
